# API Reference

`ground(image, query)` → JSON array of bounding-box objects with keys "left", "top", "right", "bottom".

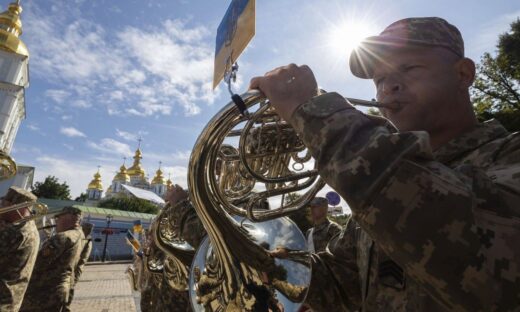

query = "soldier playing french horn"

[{"left": 253, "top": 17, "right": 520, "bottom": 312}]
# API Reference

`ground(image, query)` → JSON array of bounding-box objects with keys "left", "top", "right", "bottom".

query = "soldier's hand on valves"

[
  {"left": 165, "top": 184, "right": 188, "bottom": 206},
  {"left": 249, "top": 64, "right": 319, "bottom": 122}
]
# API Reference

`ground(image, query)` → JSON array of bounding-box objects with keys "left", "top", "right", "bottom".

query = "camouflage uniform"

[
  {"left": 20, "top": 226, "right": 84, "bottom": 311},
  {"left": 0, "top": 187, "right": 39, "bottom": 312},
  {"left": 0, "top": 221, "right": 39, "bottom": 312},
  {"left": 63, "top": 223, "right": 94, "bottom": 312},
  {"left": 306, "top": 219, "right": 342, "bottom": 253},
  {"left": 289, "top": 90, "right": 520, "bottom": 311}
]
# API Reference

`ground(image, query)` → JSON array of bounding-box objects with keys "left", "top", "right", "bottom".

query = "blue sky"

[{"left": 9, "top": 0, "right": 520, "bottom": 203}]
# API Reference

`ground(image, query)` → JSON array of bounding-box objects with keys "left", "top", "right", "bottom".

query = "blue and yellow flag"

[
  {"left": 213, "top": 0, "right": 255, "bottom": 89},
  {"left": 126, "top": 231, "right": 141, "bottom": 253},
  {"left": 133, "top": 220, "right": 142, "bottom": 233}
]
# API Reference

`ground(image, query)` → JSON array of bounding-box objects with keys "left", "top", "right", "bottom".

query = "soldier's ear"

[{"left": 454, "top": 57, "right": 475, "bottom": 90}]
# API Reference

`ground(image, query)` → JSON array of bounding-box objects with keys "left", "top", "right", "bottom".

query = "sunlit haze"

[{"left": 326, "top": 19, "right": 380, "bottom": 59}]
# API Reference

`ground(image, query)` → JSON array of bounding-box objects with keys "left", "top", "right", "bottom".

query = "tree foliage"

[
  {"left": 472, "top": 19, "right": 520, "bottom": 132},
  {"left": 32, "top": 175, "right": 71, "bottom": 200},
  {"left": 98, "top": 196, "right": 159, "bottom": 214},
  {"left": 75, "top": 192, "right": 87, "bottom": 202}
]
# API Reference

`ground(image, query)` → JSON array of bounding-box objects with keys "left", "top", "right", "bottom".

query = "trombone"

[{"left": 0, "top": 201, "right": 48, "bottom": 225}]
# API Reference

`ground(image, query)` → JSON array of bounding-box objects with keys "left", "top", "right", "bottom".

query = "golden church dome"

[
  {"left": 0, "top": 1, "right": 28, "bottom": 57},
  {"left": 127, "top": 148, "right": 146, "bottom": 178},
  {"left": 151, "top": 167, "right": 165, "bottom": 185},
  {"left": 113, "top": 164, "right": 130, "bottom": 182},
  {"left": 87, "top": 171, "right": 103, "bottom": 191}
]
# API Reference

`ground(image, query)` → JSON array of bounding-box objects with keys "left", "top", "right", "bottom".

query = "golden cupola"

[
  {"left": 113, "top": 163, "right": 130, "bottom": 182},
  {"left": 151, "top": 166, "right": 165, "bottom": 185},
  {"left": 87, "top": 171, "right": 103, "bottom": 191},
  {"left": 127, "top": 148, "right": 145, "bottom": 178},
  {"left": 166, "top": 173, "right": 173, "bottom": 189},
  {"left": 0, "top": 1, "right": 28, "bottom": 57}
]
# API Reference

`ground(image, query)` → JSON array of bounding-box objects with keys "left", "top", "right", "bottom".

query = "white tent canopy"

[{"left": 122, "top": 184, "right": 165, "bottom": 206}]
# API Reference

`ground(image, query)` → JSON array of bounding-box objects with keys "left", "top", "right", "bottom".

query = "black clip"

[{"left": 232, "top": 94, "right": 247, "bottom": 116}]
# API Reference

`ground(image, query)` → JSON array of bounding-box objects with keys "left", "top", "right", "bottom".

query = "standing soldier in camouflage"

[
  {"left": 0, "top": 187, "right": 39, "bottom": 312},
  {"left": 255, "top": 17, "right": 520, "bottom": 311},
  {"left": 63, "top": 222, "right": 94, "bottom": 312},
  {"left": 306, "top": 197, "right": 342, "bottom": 253},
  {"left": 20, "top": 206, "right": 84, "bottom": 312}
]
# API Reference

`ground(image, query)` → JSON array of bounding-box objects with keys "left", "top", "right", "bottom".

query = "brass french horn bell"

[{"left": 188, "top": 90, "right": 322, "bottom": 311}]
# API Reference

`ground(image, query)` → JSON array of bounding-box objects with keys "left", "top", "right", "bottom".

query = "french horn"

[
  {"left": 151, "top": 204, "right": 195, "bottom": 291},
  {"left": 188, "top": 90, "right": 324, "bottom": 311}
]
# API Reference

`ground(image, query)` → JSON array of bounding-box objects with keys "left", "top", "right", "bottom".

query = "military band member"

[
  {"left": 62, "top": 222, "right": 94, "bottom": 312},
  {"left": 306, "top": 197, "right": 341, "bottom": 253},
  {"left": 255, "top": 17, "right": 520, "bottom": 312},
  {"left": 0, "top": 187, "right": 39, "bottom": 312},
  {"left": 20, "top": 206, "right": 84, "bottom": 312}
]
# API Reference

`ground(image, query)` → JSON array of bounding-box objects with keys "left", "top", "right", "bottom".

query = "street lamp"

[{"left": 101, "top": 214, "right": 113, "bottom": 262}]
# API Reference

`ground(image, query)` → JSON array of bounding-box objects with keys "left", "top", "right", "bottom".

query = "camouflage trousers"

[
  {"left": 19, "top": 283, "right": 70, "bottom": 312},
  {"left": 0, "top": 220, "right": 39, "bottom": 312}
]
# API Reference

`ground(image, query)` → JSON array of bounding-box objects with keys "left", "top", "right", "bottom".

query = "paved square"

[{"left": 71, "top": 263, "right": 140, "bottom": 312}]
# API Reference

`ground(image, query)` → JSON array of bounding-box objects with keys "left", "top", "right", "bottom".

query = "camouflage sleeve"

[
  {"left": 39, "top": 232, "right": 76, "bottom": 264},
  {"left": 74, "top": 240, "right": 92, "bottom": 284},
  {"left": 289, "top": 92, "right": 520, "bottom": 311},
  {"left": 305, "top": 220, "right": 361, "bottom": 311}
]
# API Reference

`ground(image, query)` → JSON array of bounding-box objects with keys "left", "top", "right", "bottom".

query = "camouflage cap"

[
  {"left": 55, "top": 206, "right": 82, "bottom": 217},
  {"left": 349, "top": 17, "right": 464, "bottom": 79},
  {"left": 1, "top": 186, "right": 37, "bottom": 204},
  {"left": 310, "top": 197, "right": 328, "bottom": 208}
]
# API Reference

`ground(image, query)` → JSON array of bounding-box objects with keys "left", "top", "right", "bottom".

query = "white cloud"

[
  {"left": 161, "top": 165, "right": 188, "bottom": 188},
  {"left": 115, "top": 129, "right": 148, "bottom": 142},
  {"left": 115, "top": 129, "right": 137, "bottom": 142},
  {"left": 27, "top": 124, "right": 40, "bottom": 131},
  {"left": 25, "top": 5, "right": 218, "bottom": 118},
  {"left": 60, "top": 126, "right": 86, "bottom": 138},
  {"left": 45, "top": 89, "right": 70, "bottom": 103},
  {"left": 71, "top": 99, "right": 91, "bottom": 108},
  {"left": 88, "top": 138, "right": 132, "bottom": 156},
  {"left": 33, "top": 155, "right": 117, "bottom": 198}
]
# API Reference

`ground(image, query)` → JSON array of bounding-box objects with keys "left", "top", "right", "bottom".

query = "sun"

[{"left": 326, "top": 20, "right": 378, "bottom": 58}]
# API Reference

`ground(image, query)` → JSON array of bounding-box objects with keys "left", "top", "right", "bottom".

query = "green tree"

[
  {"left": 329, "top": 214, "right": 350, "bottom": 227},
  {"left": 98, "top": 196, "right": 159, "bottom": 214},
  {"left": 32, "top": 175, "right": 71, "bottom": 200},
  {"left": 75, "top": 192, "right": 87, "bottom": 202},
  {"left": 472, "top": 19, "right": 520, "bottom": 132}
]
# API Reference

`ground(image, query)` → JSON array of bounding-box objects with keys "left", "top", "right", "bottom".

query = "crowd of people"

[{"left": 1, "top": 15, "right": 518, "bottom": 312}]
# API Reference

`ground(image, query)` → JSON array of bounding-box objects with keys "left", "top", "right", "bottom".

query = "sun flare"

[{"left": 327, "top": 20, "right": 378, "bottom": 57}]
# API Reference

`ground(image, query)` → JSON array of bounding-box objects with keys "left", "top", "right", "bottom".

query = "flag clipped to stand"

[
  {"left": 126, "top": 231, "right": 141, "bottom": 253},
  {"left": 133, "top": 220, "right": 142, "bottom": 233},
  {"left": 213, "top": 0, "right": 255, "bottom": 89}
]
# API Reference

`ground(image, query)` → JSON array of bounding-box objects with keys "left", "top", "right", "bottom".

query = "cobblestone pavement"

[{"left": 70, "top": 263, "right": 141, "bottom": 312}]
